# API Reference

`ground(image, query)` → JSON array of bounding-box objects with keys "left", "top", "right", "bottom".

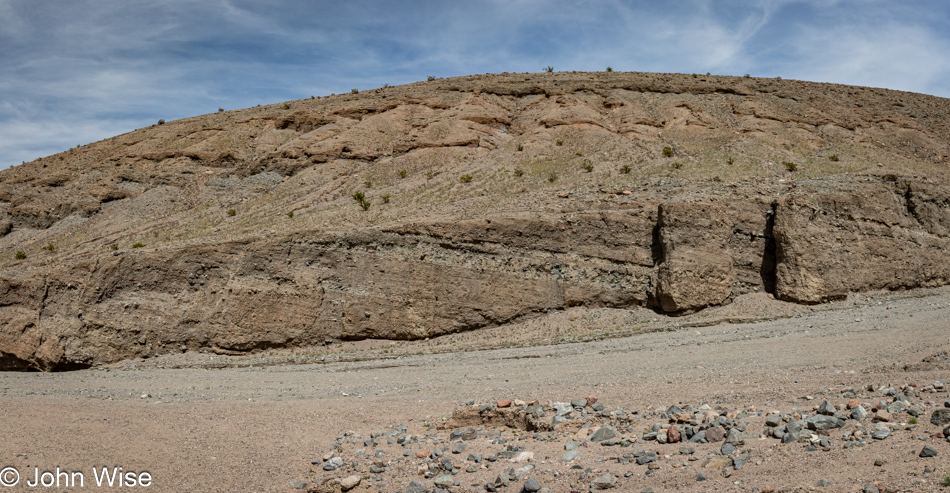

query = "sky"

[{"left": 1, "top": 0, "right": 949, "bottom": 169}]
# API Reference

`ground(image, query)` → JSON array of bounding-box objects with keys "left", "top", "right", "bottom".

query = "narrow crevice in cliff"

[{"left": 759, "top": 205, "right": 778, "bottom": 295}]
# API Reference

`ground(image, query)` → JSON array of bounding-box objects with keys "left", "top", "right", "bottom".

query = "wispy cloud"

[{"left": 1, "top": 0, "right": 948, "bottom": 169}]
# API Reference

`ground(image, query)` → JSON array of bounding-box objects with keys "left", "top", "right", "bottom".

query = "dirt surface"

[{"left": 1, "top": 288, "right": 949, "bottom": 492}]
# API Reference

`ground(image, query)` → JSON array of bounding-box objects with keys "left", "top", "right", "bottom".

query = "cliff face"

[{"left": 1, "top": 72, "right": 948, "bottom": 370}]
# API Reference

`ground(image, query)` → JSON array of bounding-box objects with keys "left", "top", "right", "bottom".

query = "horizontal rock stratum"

[{"left": 1, "top": 71, "right": 948, "bottom": 370}]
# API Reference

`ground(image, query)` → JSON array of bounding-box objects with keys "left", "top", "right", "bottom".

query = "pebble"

[
  {"left": 919, "top": 445, "right": 938, "bottom": 457},
  {"left": 340, "top": 475, "right": 361, "bottom": 491},
  {"left": 816, "top": 478, "right": 832, "bottom": 487},
  {"left": 589, "top": 472, "right": 616, "bottom": 490},
  {"left": 522, "top": 478, "right": 542, "bottom": 492}
]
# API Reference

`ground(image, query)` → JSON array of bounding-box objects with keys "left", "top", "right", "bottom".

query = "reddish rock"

[
  {"left": 497, "top": 399, "right": 512, "bottom": 408},
  {"left": 847, "top": 399, "right": 862, "bottom": 409},
  {"left": 667, "top": 425, "right": 681, "bottom": 443}
]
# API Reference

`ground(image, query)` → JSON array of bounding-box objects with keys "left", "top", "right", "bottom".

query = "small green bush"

[
  {"left": 544, "top": 66, "right": 554, "bottom": 73},
  {"left": 556, "top": 139, "right": 563, "bottom": 146},
  {"left": 427, "top": 75, "right": 436, "bottom": 81},
  {"left": 352, "top": 191, "right": 371, "bottom": 210},
  {"left": 110, "top": 244, "right": 118, "bottom": 251},
  {"left": 227, "top": 209, "right": 236, "bottom": 216},
  {"left": 14, "top": 251, "right": 26, "bottom": 260},
  {"left": 364, "top": 180, "right": 372, "bottom": 188},
  {"left": 943, "top": 474, "right": 950, "bottom": 487},
  {"left": 397, "top": 169, "right": 408, "bottom": 179},
  {"left": 783, "top": 161, "right": 797, "bottom": 172},
  {"left": 727, "top": 156, "right": 735, "bottom": 165},
  {"left": 672, "top": 162, "right": 683, "bottom": 169},
  {"left": 513, "top": 169, "right": 524, "bottom": 177},
  {"left": 282, "top": 103, "right": 291, "bottom": 110},
  {"left": 157, "top": 119, "right": 165, "bottom": 125},
  {"left": 516, "top": 143, "right": 523, "bottom": 152},
  {"left": 218, "top": 107, "right": 224, "bottom": 113},
  {"left": 382, "top": 194, "right": 391, "bottom": 204},
  {"left": 582, "top": 160, "right": 593, "bottom": 172},
  {"left": 132, "top": 242, "right": 145, "bottom": 249},
  {"left": 547, "top": 172, "right": 557, "bottom": 183},
  {"left": 620, "top": 164, "right": 632, "bottom": 174},
  {"left": 459, "top": 174, "right": 473, "bottom": 183},
  {"left": 351, "top": 88, "right": 358, "bottom": 94},
  {"left": 662, "top": 146, "right": 674, "bottom": 157},
  {"left": 43, "top": 244, "right": 55, "bottom": 252},
  {"left": 908, "top": 417, "right": 917, "bottom": 424},
  {"left": 829, "top": 154, "right": 840, "bottom": 162},
  {"left": 286, "top": 211, "right": 294, "bottom": 218},
  {"left": 606, "top": 66, "right": 613, "bottom": 72}
]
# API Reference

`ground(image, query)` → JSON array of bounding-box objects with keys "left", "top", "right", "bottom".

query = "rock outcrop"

[{"left": 0, "top": 71, "right": 948, "bottom": 369}]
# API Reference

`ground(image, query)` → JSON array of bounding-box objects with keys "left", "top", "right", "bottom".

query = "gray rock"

[
  {"left": 523, "top": 478, "right": 542, "bottom": 492},
  {"left": 920, "top": 445, "right": 938, "bottom": 458},
  {"left": 636, "top": 452, "right": 657, "bottom": 465},
  {"left": 322, "top": 456, "right": 344, "bottom": 471},
  {"left": 931, "top": 408, "right": 950, "bottom": 426},
  {"left": 433, "top": 475, "right": 456, "bottom": 488},
  {"left": 589, "top": 426, "right": 616, "bottom": 443},
  {"left": 863, "top": 485, "right": 878, "bottom": 493},
  {"left": 817, "top": 400, "right": 836, "bottom": 415},
  {"left": 591, "top": 403, "right": 606, "bottom": 412},
  {"left": 851, "top": 405, "right": 868, "bottom": 421},
  {"left": 565, "top": 441, "right": 580, "bottom": 451},
  {"left": 817, "top": 478, "right": 832, "bottom": 487},
  {"left": 571, "top": 398, "right": 588, "bottom": 408},
  {"left": 786, "top": 420, "right": 803, "bottom": 435},
  {"left": 805, "top": 415, "right": 844, "bottom": 431},
  {"left": 641, "top": 488, "right": 654, "bottom": 493},
  {"left": 688, "top": 430, "right": 706, "bottom": 443},
  {"left": 765, "top": 414, "right": 782, "bottom": 427},
  {"left": 725, "top": 427, "right": 743, "bottom": 444},
  {"left": 871, "top": 428, "right": 890, "bottom": 440},
  {"left": 451, "top": 442, "right": 467, "bottom": 454},
  {"left": 562, "top": 450, "right": 581, "bottom": 462},
  {"left": 590, "top": 473, "right": 616, "bottom": 490},
  {"left": 289, "top": 482, "right": 307, "bottom": 490},
  {"left": 552, "top": 402, "right": 573, "bottom": 416},
  {"left": 696, "top": 473, "right": 707, "bottom": 481},
  {"left": 721, "top": 442, "right": 737, "bottom": 455},
  {"left": 781, "top": 431, "right": 799, "bottom": 444}
]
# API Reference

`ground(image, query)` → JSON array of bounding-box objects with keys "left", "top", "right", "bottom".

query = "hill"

[{"left": 1, "top": 71, "right": 948, "bottom": 370}]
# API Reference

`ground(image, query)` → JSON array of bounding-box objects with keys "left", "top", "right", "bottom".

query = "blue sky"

[{"left": 2, "top": 0, "right": 949, "bottom": 169}]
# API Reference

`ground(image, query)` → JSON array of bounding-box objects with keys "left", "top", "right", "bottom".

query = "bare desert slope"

[{"left": 1, "top": 71, "right": 949, "bottom": 370}]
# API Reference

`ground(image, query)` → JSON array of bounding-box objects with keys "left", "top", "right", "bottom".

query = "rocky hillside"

[{"left": 1, "top": 71, "right": 948, "bottom": 370}]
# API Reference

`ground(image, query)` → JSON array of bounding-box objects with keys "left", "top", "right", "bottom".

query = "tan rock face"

[{"left": 1, "top": 71, "right": 949, "bottom": 370}]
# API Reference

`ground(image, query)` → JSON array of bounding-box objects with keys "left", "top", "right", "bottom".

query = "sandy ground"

[{"left": 1, "top": 288, "right": 949, "bottom": 492}]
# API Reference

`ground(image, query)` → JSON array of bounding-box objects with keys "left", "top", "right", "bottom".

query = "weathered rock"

[
  {"left": 667, "top": 425, "right": 681, "bottom": 444},
  {"left": 704, "top": 425, "right": 725, "bottom": 442},
  {"left": 522, "top": 478, "right": 542, "bottom": 492},
  {"left": 589, "top": 473, "right": 616, "bottom": 490},
  {"left": 805, "top": 415, "right": 844, "bottom": 431},
  {"left": 589, "top": 426, "right": 616, "bottom": 443},
  {"left": 931, "top": 408, "right": 950, "bottom": 426},
  {"left": 340, "top": 475, "right": 361, "bottom": 491},
  {"left": 920, "top": 445, "right": 938, "bottom": 458}
]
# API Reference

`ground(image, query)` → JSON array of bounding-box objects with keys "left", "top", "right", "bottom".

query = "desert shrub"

[
  {"left": 606, "top": 66, "right": 613, "bottom": 72},
  {"left": 547, "top": 172, "right": 557, "bottom": 183},
  {"left": 727, "top": 156, "right": 735, "bottom": 165},
  {"left": 282, "top": 103, "right": 291, "bottom": 109},
  {"left": 218, "top": 107, "right": 224, "bottom": 113},
  {"left": 829, "top": 154, "right": 840, "bottom": 162},
  {"left": 364, "top": 180, "right": 372, "bottom": 188},
  {"left": 909, "top": 417, "right": 917, "bottom": 424},
  {"left": 662, "top": 146, "right": 674, "bottom": 157},
  {"left": 620, "top": 164, "right": 632, "bottom": 174},
  {"left": 943, "top": 474, "right": 950, "bottom": 487},
  {"left": 157, "top": 119, "right": 165, "bottom": 125},
  {"left": 382, "top": 194, "right": 391, "bottom": 204},
  {"left": 110, "top": 244, "right": 118, "bottom": 251},
  {"left": 286, "top": 211, "right": 294, "bottom": 218},
  {"left": 556, "top": 139, "right": 563, "bottom": 146},
  {"left": 227, "top": 209, "right": 236, "bottom": 216},
  {"left": 513, "top": 169, "right": 524, "bottom": 177},
  {"left": 132, "top": 242, "right": 145, "bottom": 248},
  {"left": 352, "top": 191, "right": 371, "bottom": 210},
  {"left": 43, "top": 244, "right": 55, "bottom": 251},
  {"left": 398, "top": 169, "right": 408, "bottom": 178},
  {"left": 14, "top": 251, "right": 26, "bottom": 260},
  {"left": 351, "top": 88, "right": 358, "bottom": 94},
  {"left": 582, "top": 160, "right": 593, "bottom": 172},
  {"left": 544, "top": 66, "right": 554, "bottom": 73},
  {"left": 783, "top": 161, "right": 797, "bottom": 172},
  {"left": 427, "top": 75, "right": 436, "bottom": 81},
  {"left": 516, "top": 143, "right": 523, "bottom": 152},
  {"left": 459, "top": 174, "right": 473, "bottom": 183},
  {"left": 672, "top": 162, "right": 683, "bottom": 169}
]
